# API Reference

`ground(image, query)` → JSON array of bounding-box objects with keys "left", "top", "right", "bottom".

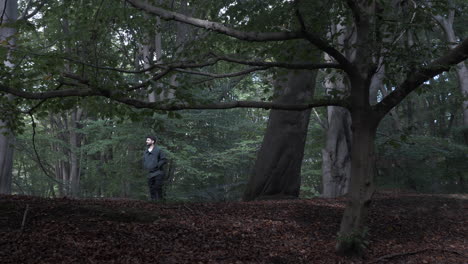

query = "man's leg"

[
  {"left": 155, "top": 175, "right": 164, "bottom": 201},
  {"left": 148, "top": 177, "right": 157, "bottom": 200}
]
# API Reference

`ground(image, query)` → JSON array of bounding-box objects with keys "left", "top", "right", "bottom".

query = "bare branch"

[
  {"left": 374, "top": 38, "right": 468, "bottom": 118},
  {"left": 125, "top": 0, "right": 303, "bottom": 42}
]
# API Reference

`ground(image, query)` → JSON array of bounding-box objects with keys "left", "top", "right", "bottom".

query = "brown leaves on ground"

[{"left": 0, "top": 192, "right": 466, "bottom": 263}]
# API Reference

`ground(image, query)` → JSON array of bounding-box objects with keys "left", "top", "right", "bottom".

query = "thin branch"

[
  {"left": 374, "top": 38, "right": 468, "bottom": 118},
  {"left": 60, "top": 54, "right": 340, "bottom": 92},
  {"left": 20, "top": 204, "right": 29, "bottom": 232},
  {"left": 127, "top": 68, "right": 173, "bottom": 91},
  {"left": 66, "top": 52, "right": 343, "bottom": 73},
  {"left": 0, "top": 83, "right": 100, "bottom": 99},
  {"left": 174, "top": 66, "right": 269, "bottom": 78},
  {"left": 125, "top": 0, "right": 355, "bottom": 74},
  {"left": 19, "top": 0, "right": 34, "bottom": 19},
  {"left": 18, "top": 0, "right": 46, "bottom": 20},
  {"left": 125, "top": 0, "right": 304, "bottom": 42},
  {"left": 216, "top": 55, "right": 343, "bottom": 70},
  {"left": 28, "top": 113, "right": 64, "bottom": 185},
  {"left": 313, "top": 108, "right": 328, "bottom": 130}
]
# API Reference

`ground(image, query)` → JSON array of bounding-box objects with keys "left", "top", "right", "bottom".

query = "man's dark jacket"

[{"left": 143, "top": 146, "right": 167, "bottom": 178}]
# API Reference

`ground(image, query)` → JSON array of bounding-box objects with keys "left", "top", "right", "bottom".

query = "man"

[{"left": 143, "top": 135, "right": 167, "bottom": 201}]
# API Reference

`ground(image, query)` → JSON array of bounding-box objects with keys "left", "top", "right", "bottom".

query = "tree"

[
  {"left": 321, "top": 15, "right": 354, "bottom": 198},
  {"left": 0, "top": 0, "right": 18, "bottom": 194},
  {"left": 244, "top": 48, "right": 318, "bottom": 200},
  {"left": 432, "top": 3, "right": 468, "bottom": 144},
  {"left": 0, "top": 0, "right": 467, "bottom": 255}
]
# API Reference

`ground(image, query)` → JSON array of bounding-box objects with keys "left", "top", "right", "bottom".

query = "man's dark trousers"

[{"left": 148, "top": 175, "right": 164, "bottom": 201}]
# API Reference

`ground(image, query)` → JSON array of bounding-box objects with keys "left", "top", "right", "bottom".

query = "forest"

[{"left": 0, "top": 0, "right": 467, "bottom": 262}]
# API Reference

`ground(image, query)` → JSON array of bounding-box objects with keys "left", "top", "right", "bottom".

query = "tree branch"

[
  {"left": 298, "top": 31, "right": 355, "bottom": 75},
  {"left": 21, "top": 1, "right": 349, "bottom": 76},
  {"left": 374, "top": 38, "right": 468, "bottom": 118},
  {"left": 125, "top": 0, "right": 303, "bottom": 42},
  {"left": 127, "top": 68, "right": 173, "bottom": 91},
  {"left": 125, "top": 0, "right": 356, "bottom": 74},
  {"left": 18, "top": 0, "right": 46, "bottom": 20},
  {"left": 0, "top": 83, "right": 349, "bottom": 111},
  {"left": 0, "top": 83, "right": 101, "bottom": 99},
  {"left": 174, "top": 66, "right": 269, "bottom": 79},
  {"left": 112, "top": 97, "right": 349, "bottom": 111},
  {"left": 294, "top": 2, "right": 354, "bottom": 75},
  {"left": 216, "top": 54, "right": 343, "bottom": 70}
]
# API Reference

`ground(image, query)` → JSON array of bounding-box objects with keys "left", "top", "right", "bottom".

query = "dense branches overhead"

[{"left": 0, "top": 0, "right": 466, "bottom": 116}]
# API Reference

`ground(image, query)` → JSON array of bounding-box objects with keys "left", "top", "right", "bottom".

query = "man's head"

[{"left": 146, "top": 135, "right": 157, "bottom": 146}]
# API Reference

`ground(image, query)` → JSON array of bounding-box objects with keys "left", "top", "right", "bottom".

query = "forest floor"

[{"left": 0, "top": 192, "right": 466, "bottom": 264}]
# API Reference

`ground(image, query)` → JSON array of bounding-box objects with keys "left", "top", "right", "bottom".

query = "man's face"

[{"left": 146, "top": 138, "right": 154, "bottom": 146}]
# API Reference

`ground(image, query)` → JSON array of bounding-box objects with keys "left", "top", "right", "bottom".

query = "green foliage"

[
  {"left": 375, "top": 68, "right": 467, "bottom": 194},
  {"left": 4, "top": 0, "right": 467, "bottom": 202},
  {"left": 376, "top": 134, "right": 468, "bottom": 193},
  {"left": 12, "top": 106, "right": 267, "bottom": 200}
]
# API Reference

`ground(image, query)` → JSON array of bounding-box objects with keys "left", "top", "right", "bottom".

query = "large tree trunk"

[
  {"left": 0, "top": 119, "right": 15, "bottom": 194},
  {"left": 69, "top": 108, "right": 83, "bottom": 197},
  {"left": 336, "top": 110, "right": 378, "bottom": 255},
  {"left": 0, "top": 0, "right": 17, "bottom": 194},
  {"left": 243, "top": 68, "right": 317, "bottom": 201},
  {"left": 321, "top": 20, "right": 354, "bottom": 198},
  {"left": 335, "top": 2, "right": 378, "bottom": 254},
  {"left": 322, "top": 106, "right": 352, "bottom": 198}
]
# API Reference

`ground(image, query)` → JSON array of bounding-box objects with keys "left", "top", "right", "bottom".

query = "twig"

[
  {"left": 183, "top": 204, "right": 195, "bottom": 214},
  {"left": 182, "top": 204, "right": 207, "bottom": 217},
  {"left": 20, "top": 204, "right": 30, "bottom": 232},
  {"left": 368, "top": 248, "right": 468, "bottom": 263},
  {"left": 28, "top": 113, "right": 64, "bottom": 185}
]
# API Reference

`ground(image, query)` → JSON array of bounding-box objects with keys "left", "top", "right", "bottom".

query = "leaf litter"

[{"left": 0, "top": 192, "right": 466, "bottom": 263}]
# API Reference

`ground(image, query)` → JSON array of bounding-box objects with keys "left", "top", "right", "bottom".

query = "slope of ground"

[{"left": 0, "top": 192, "right": 466, "bottom": 263}]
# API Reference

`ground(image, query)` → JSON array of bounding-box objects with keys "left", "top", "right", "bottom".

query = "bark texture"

[
  {"left": 322, "top": 106, "right": 352, "bottom": 198},
  {"left": 321, "top": 21, "right": 354, "bottom": 198},
  {"left": 0, "top": 0, "right": 17, "bottom": 194},
  {"left": 243, "top": 68, "right": 317, "bottom": 201},
  {"left": 336, "top": 111, "right": 378, "bottom": 255},
  {"left": 0, "top": 120, "right": 15, "bottom": 194}
]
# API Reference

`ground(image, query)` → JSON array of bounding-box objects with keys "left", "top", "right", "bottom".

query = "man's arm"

[{"left": 157, "top": 149, "right": 167, "bottom": 169}]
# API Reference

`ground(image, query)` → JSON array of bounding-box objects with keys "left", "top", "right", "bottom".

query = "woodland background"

[
  {"left": 0, "top": 0, "right": 465, "bottom": 200},
  {"left": 0, "top": 0, "right": 467, "bottom": 258}
]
